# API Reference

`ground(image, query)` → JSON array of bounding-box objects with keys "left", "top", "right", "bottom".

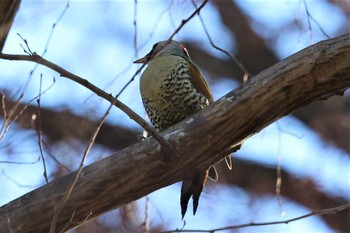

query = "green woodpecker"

[{"left": 134, "top": 40, "right": 214, "bottom": 218}]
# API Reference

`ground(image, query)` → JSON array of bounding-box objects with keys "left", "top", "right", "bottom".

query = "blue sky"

[{"left": 1, "top": 0, "right": 349, "bottom": 232}]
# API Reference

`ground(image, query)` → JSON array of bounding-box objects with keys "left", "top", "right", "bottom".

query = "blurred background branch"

[{"left": 0, "top": 0, "right": 349, "bottom": 232}]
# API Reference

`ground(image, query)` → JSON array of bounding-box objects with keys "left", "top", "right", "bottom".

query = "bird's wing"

[{"left": 187, "top": 59, "right": 214, "bottom": 103}]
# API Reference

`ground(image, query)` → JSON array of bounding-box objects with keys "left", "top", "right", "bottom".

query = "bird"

[{"left": 134, "top": 40, "right": 215, "bottom": 218}]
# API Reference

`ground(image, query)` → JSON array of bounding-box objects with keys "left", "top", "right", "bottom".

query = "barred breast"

[{"left": 140, "top": 55, "right": 209, "bottom": 131}]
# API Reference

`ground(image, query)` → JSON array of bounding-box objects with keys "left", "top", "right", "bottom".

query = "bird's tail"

[{"left": 180, "top": 169, "right": 209, "bottom": 219}]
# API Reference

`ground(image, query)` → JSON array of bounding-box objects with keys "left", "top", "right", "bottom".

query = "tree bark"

[{"left": 0, "top": 33, "right": 349, "bottom": 233}]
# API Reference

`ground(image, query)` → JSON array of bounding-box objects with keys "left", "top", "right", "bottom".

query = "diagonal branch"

[
  {"left": 0, "top": 52, "right": 174, "bottom": 159},
  {"left": 168, "top": 0, "right": 209, "bottom": 41},
  {"left": 0, "top": 33, "right": 349, "bottom": 233}
]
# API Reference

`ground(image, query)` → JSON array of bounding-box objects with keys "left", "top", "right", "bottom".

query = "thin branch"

[
  {"left": 275, "top": 122, "right": 284, "bottom": 215},
  {"left": 302, "top": 0, "right": 330, "bottom": 39},
  {"left": 0, "top": 158, "right": 39, "bottom": 164},
  {"left": 138, "top": 0, "right": 175, "bottom": 51},
  {"left": 168, "top": 0, "right": 209, "bottom": 41},
  {"left": 41, "top": 1, "right": 70, "bottom": 56},
  {"left": 17, "top": 33, "right": 34, "bottom": 55},
  {"left": 0, "top": 52, "right": 175, "bottom": 160},
  {"left": 17, "top": 1, "right": 70, "bottom": 76},
  {"left": 190, "top": 0, "right": 251, "bottom": 78},
  {"left": 1, "top": 170, "right": 39, "bottom": 188},
  {"left": 0, "top": 92, "right": 24, "bottom": 141},
  {"left": 144, "top": 196, "right": 150, "bottom": 232},
  {"left": 49, "top": 103, "right": 112, "bottom": 233},
  {"left": 133, "top": 0, "right": 138, "bottom": 58},
  {"left": 41, "top": 141, "right": 72, "bottom": 172},
  {"left": 0, "top": 76, "right": 55, "bottom": 141},
  {"left": 117, "top": 0, "right": 209, "bottom": 105},
  {"left": 99, "top": 1, "right": 173, "bottom": 100},
  {"left": 99, "top": 1, "right": 174, "bottom": 97},
  {"left": 114, "top": 0, "right": 145, "bottom": 99},
  {"left": 3, "top": 2, "right": 69, "bottom": 139},
  {"left": 162, "top": 203, "right": 350, "bottom": 232},
  {"left": 36, "top": 74, "right": 50, "bottom": 185}
]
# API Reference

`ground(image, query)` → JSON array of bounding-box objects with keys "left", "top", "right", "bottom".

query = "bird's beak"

[{"left": 133, "top": 56, "right": 148, "bottom": 64}]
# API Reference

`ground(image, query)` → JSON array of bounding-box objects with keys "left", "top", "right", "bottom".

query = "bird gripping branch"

[{"left": 134, "top": 40, "right": 214, "bottom": 218}]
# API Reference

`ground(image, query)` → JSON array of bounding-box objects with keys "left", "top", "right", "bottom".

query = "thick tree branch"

[
  {"left": 0, "top": 34, "right": 349, "bottom": 233},
  {"left": 1, "top": 96, "right": 348, "bottom": 232}
]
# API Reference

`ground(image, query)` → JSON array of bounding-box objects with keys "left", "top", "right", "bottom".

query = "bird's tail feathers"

[{"left": 180, "top": 169, "right": 209, "bottom": 219}]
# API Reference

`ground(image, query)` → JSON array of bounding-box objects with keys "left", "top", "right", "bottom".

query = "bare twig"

[
  {"left": 275, "top": 122, "right": 286, "bottom": 215},
  {"left": 18, "top": 0, "right": 69, "bottom": 71},
  {"left": 119, "top": 0, "right": 209, "bottom": 98},
  {"left": 36, "top": 74, "right": 50, "bottom": 185},
  {"left": 133, "top": 0, "right": 138, "bottom": 58},
  {"left": 41, "top": 141, "right": 72, "bottom": 172},
  {"left": 99, "top": 1, "right": 175, "bottom": 98},
  {"left": 275, "top": 150, "right": 284, "bottom": 214},
  {"left": 168, "top": 0, "right": 209, "bottom": 41},
  {"left": 1, "top": 170, "right": 39, "bottom": 188},
  {"left": 17, "top": 33, "right": 34, "bottom": 55},
  {"left": 41, "top": 1, "right": 70, "bottom": 56},
  {"left": 2, "top": 1, "right": 69, "bottom": 140},
  {"left": 144, "top": 196, "right": 150, "bottom": 232},
  {"left": 296, "top": 0, "right": 330, "bottom": 42},
  {"left": 1, "top": 31, "right": 57, "bottom": 142},
  {"left": 0, "top": 76, "right": 55, "bottom": 141},
  {"left": 114, "top": 0, "right": 144, "bottom": 98},
  {"left": 302, "top": 0, "right": 330, "bottom": 39},
  {"left": 0, "top": 158, "right": 39, "bottom": 164},
  {"left": 0, "top": 92, "right": 24, "bottom": 141},
  {"left": 138, "top": 0, "right": 175, "bottom": 51},
  {"left": 49, "top": 103, "right": 112, "bottom": 233},
  {"left": 190, "top": 0, "right": 251, "bottom": 78},
  {"left": 161, "top": 203, "right": 350, "bottom": 232},
  {"left": 118, "top": 0, "right": 209, "bottom": 107}
]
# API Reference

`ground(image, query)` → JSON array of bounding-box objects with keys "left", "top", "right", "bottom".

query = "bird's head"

[{"left": 133, "top": 40, "right": 190, "bottom": 64}]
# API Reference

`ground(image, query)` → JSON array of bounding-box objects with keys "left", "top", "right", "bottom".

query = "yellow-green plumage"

[
  {"left": 140, "top": 55, "right": 211, "bottom": 130},
  {"left": 134, "top": 40, "right": 213, "bottom": 218}
]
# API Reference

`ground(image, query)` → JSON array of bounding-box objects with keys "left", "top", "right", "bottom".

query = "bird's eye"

[{"left": 152, "top": 43, "right": 158, "bottom": 51}]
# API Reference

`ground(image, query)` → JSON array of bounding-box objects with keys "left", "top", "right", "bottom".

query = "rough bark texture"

[
  {"left": 2, "top": 96, "right": 347, "bottom": 231},
  {"left": 0, "top": 33, "right": 349, "bottom": 233}
]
